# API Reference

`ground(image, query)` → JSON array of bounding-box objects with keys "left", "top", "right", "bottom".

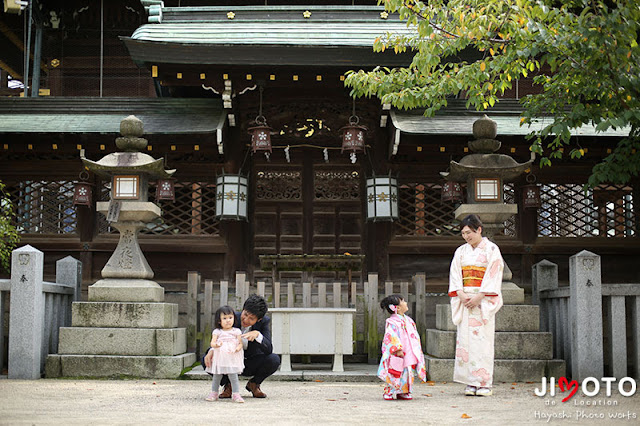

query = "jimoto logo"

[{"left": 535, "top": 377, "right": 637, "bottom": 402}]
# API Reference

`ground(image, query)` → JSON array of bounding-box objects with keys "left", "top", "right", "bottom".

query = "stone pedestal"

[
  {"left": 425, "top": 303, "right": 565, "bottom": 381},
  {"left": 46, "top": 301, "right": 195, "bottom": 379}
]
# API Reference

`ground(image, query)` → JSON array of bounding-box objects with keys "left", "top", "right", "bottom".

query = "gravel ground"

[{"left": 1, "top": 379, "right": 638, "bottom": 425}]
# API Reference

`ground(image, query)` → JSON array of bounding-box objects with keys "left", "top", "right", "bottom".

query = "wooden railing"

[{"left": 185, "top": 271, "right": 434, "bottom": 364}]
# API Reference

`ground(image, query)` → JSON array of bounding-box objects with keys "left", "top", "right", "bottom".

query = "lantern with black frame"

[
  {"left": 522, "top": 173, "right": 541, "bottom": 209},
  {"left": 340, "top": 98, "right": 367, "bottom": 161},
  {"left": 215, "top": 148, "right": 250, "bottom": 221},
  {"left": 248, "top": 86, "right": 273, "bottom": 155},
  {"left": 73, "top": 170, "right": 94, "bottom": 207}
]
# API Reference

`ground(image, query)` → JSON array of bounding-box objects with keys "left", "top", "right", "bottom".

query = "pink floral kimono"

[
  {"left": 448, "top": 237, "right": 504, "bottom": 388},
  {"left": 377, "top": 313, "right": 427, "bottom": 396}
]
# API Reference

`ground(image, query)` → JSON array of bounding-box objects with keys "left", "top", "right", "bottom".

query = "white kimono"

[{"left": 448, "top": 237, "right": 504, "bottom": 388}]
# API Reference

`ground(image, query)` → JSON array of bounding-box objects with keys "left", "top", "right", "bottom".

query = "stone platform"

[
  {"left": 425, "top": 301, "right": 566, "bottom": 382},
  {"left": 46, "top": 301, "right": 195, "bottom": 379}
]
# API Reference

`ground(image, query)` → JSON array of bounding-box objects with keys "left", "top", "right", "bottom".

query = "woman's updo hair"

[
  {"left": 460, "top": 214, "right": 483, "bottom": 232},
  {"left": 380, "top": 294, "right": 403, "bottom": 314}
]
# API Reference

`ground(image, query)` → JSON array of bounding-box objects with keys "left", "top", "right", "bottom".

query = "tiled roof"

[
  {"left": 0, "top": 98, "right": 226, "bottom": 135},
  {"left": 123, "top": 6, "right": 414, "bottom": 66},
  {"left": 390, "top": 100, "right": 630, "bottom": 137},
  {"left": 132, "top": 6, "right": 410, "bottom": 47}
]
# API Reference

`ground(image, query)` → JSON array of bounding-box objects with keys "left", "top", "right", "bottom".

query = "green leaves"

[
  {"left": 346, "top": 0, "right": 640, "bottom": 186},
  {"left": 0, "top": 180, "right": 20, "bottom": 273}
]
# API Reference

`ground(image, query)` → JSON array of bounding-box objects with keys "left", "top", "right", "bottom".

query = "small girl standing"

[
  {"left": 377, "top": 294, "right": 427, "bottom": 400},
  {"left": 205, "top": 305, "right": 245, "bottom": 403}
]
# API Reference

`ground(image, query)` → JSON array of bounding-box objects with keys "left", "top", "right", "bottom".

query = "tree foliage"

[
  {"left": 345, "top": 0, "right": 640, "bottom": 187},
  {"left": 0, "top": 180, "right": 19, "bottom": 273}
]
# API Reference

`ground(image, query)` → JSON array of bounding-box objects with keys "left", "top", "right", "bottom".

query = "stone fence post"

[
  {"left": 8, "top": 245, "right": 45, "bottom": 379},
  {"left": 569, "top": 250, "right": 603, "bottom": 381},
  {"left": 532, "top": 259, "right": 558, "bottom": 305},
  {"left": 532, "top": 259, "right": 558, "bottom": 333},
  {"left": 56, "top": 256, "right": 83, "bottom": 302}
]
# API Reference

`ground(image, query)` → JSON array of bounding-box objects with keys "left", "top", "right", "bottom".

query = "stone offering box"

[{"left": 270, "top": 308, "right": 356, "bottom": 372}]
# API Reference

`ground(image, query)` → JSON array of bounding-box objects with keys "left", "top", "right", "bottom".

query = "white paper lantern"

[
  {"left": 215, "top": 174, "right": 248, "bottom": 220},
  {"left": 366, "top": 176, "right": 398, "bottom": 221}
]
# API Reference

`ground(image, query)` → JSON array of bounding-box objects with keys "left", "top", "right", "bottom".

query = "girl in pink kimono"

[
  {"left": 448, "top": 214, "right": 504, "bottom": 397},
  {"left": 377, "top": 294, "right": 427, "bottom": 400}
]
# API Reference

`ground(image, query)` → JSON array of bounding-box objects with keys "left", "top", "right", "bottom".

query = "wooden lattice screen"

[
  {"left": 6, "top": 180, "right": 77, "bottom": 234},
  {"left": 98, "top": 180, "right": 220, "bottom": 236},
  {"left": 538, "top": 183, "right": 636, "bottom": 237},
  {"left": 395, "top": 182, "right": 517, "bottom": 237}
]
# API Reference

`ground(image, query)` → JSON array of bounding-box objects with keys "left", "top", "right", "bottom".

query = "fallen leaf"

[
  {"left": 423, "top": 394, "right": 432, "bottom": 397},
  {"left": 511, "top": 387, "right": 515, "bottom": 389},
  {"left": 441, "top": 391, "right": 445, "bottom": 393},
  {"left": 426, "top": 381, "right": 435, "bottom": 386},
  {"left": 315, "top": 380, "right": 324, "bottom": 382},
  {"left": 152, "top": 382, "right": 157, "bottom": 385},
  {"left": 451, "top": 405, "right": 458, "bottom": 408},
  {"left": 462, "top": 413, "right": 472, "bottom": 419},
  {"left": 442, "top": 381, "right": 447, "bottom": 384},
  {"left": 512, "top": 382, "right": 517, "bottom": 385},
  {"left": 343, "top": 392, "right": 349, "bottom": 394},
  {"left": 525, "top": 381, "right": 534, "bottom": 384},
  {"left": 327, "top": 399, "right": 337, "bottom": 401}
]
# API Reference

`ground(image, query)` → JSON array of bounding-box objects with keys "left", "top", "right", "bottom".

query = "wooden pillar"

[{"left": 517, "top": 178, "right": 538, "bottom": 293}]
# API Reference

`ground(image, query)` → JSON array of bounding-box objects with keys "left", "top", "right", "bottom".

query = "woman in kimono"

[
  {"left": 377, "top": 294, "right": 427, "bottom": 400},
  {"left": 448, "top": 214, "right": 504, "bottom": 396}
]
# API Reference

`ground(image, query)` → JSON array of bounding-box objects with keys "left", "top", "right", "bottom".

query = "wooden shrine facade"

[{"left": 0, "top": 3, "right": 639, "bottom": 293}]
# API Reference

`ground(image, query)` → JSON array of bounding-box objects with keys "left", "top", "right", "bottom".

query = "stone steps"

[
  {"left": 427, "top": 300, "right": 566, "bottom": 383},
  {"left": 46, "top": 301, "right": 195, "bottom": 379},
  {"left": 425, "top": 355, "right": 566, "bottom": 382},
  {"left": 436, "top": 304, "right": 541, "bottom": 332},
  {"left": 58, "top": 327, "right": 186, "bottom": 356},
  {"left": 427, "top": 329, "right": 553, "bottom": 359},
  {"left": 46, "top": 353, "right": 196, "bottom": 379}
]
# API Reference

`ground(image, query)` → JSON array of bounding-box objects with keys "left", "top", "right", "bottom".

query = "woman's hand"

[
  {"left": 457, "top": 290, "right": 471, "bottom": 303},
  {"left": 464, "top": 293, "right": 485, "bottom": 309}
]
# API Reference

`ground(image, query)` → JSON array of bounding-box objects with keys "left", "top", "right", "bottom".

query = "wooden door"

[{"left": 252, "top": 158, "right": 363, "bottom": 264}]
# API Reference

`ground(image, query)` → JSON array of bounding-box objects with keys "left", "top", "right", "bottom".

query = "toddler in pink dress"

[{"left": 205, "top": 305, "right": 245, "bottom": 403}]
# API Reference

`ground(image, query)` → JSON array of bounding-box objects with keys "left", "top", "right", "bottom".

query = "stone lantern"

[
  {"left": 81, "top": 115, "right": 176, "bottom": 302},
  {"left": 440, "top": 115, "right": 534, "bottom": 303},
  {"left": 48, "top": 115, "right": 194, "bottom": 380}
]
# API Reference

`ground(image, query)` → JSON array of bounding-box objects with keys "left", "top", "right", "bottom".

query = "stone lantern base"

[{"left": 46, "top": 301, "right": 195, "bottom": 379}]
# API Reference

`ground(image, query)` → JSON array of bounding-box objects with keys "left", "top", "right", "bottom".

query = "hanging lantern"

[
  {"left": 441, "top": 181, "right": 463, "bottom": 203},
  {"left": 248, "top": 116, "right": 272, "bottom": 153},
  {"left": 248, "top": 86, "right": 273, "bottom": 153},
  {"left": 340, "top": 99, "right": 366, "bottom": 154},
  {"left": 522, "top": 174, "right": 541, "bottom": 209},
  {"left": 366, "top": 174, "right": 398, "bottom": 221},
  {"left": 215, "top": 173, "right": 248, "bottom": 220},
  {"left": 73, "top": 170, "right": 93, "bottom": 207},
  {"left": 156, "top": 178, "right": 175, "bottom": 202}
]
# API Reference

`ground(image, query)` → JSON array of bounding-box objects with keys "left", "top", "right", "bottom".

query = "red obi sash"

[{"left": 462, "top": 265, "right": 486, "bottom": 287}]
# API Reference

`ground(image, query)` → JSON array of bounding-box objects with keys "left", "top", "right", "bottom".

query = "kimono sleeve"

[
  {"left": 448, "top": 246, "right": 465, "bottom": 326},
  {"left": 479, "top": 241, "right": 504, "bottom": 320}
]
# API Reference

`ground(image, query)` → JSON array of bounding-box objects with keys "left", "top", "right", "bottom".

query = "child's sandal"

[{"left": 383, "top": 392, "right": 394, "bottom": 401}]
